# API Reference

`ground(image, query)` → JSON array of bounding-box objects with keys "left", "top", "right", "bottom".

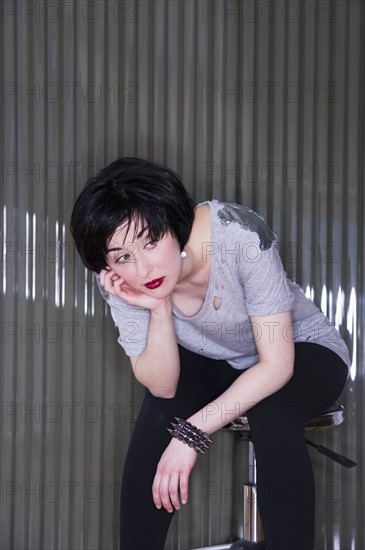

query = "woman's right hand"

[{"left": 99, "top": 268, "right": 170, "bottom": 312}]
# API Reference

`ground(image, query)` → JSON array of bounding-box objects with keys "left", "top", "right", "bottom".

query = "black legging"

[{"left": 120, "top": 343, "right": 348, "bottom": 550}]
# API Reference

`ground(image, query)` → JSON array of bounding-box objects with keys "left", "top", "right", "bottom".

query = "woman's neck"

[{"left": 171, "top": 204, "right": 211, "bottom": 310}]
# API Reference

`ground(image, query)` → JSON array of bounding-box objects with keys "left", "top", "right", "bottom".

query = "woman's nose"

[{"left": 136, "top": 255, "right": 152, "bottom": 279}]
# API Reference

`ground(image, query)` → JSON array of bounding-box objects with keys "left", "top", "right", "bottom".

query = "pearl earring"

[{"left": 181, "top": 251, "right": 188, "bottom": 260}]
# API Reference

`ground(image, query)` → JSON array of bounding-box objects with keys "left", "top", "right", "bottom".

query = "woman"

[{"left": 70, "top": 157, "right": 349, "bottom": 550}]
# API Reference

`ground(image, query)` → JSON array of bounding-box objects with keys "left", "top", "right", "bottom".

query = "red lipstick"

[{"left": 144, "top": 277, "right": 165, "bottom": 290}]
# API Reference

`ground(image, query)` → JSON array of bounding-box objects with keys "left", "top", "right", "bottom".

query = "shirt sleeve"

[
  {"left": 95, "top": 274, "right": 150, "bottom": 357},
  {"left": 234, "top": 228, "right": 295, "bottom": 317}
]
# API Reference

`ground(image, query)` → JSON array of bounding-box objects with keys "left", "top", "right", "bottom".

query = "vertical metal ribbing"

[{"left": 0, "top": 1, "right": 363, "bottom": 549}]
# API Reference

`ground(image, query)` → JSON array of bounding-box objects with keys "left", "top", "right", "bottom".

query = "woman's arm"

[
  {"left": 152, "top": 310, "right": 295, "bottom": 511},
  {"left": 130, "top": 299, "right": 180, "bottom": 398},
  {"left": 100, "top": 268, "right": 180, "bottom": 398},
  {"left": 187, "top": 310, "right": 294, "bottom": 432}
]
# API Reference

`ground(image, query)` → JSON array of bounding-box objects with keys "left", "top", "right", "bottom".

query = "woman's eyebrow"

[
  {"left": 106, "top": 225, "right": 149, "bottom": 253},
  {"left": 107, "top": 240, "right": 140, "bottom": 253},
  {"left": 107, "top": 246, "right": 123, "bottom": 252}
]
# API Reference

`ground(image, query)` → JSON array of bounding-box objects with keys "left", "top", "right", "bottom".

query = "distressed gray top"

[{"left": 97, "top": 200, "right": 350, "bottom": 370}]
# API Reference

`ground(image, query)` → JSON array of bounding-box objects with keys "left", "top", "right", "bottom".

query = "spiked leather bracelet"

[{"left": 167, "top": 417, "right": 213, "bottom": 454}]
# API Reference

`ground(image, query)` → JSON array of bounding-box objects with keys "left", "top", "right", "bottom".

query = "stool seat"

[{"left": 225, "top": 403, "right": 345, "bottom": 432}]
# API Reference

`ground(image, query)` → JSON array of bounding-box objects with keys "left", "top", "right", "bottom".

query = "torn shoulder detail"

[{"left": 217, "top": 203, "right": 276, "bottom": 251}]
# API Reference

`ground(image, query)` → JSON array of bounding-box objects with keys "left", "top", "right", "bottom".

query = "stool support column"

[{"left": 229, "top": 441, "right": 266, "bottom": 550}]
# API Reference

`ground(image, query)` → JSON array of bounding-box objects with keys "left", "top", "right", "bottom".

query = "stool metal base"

[
  {"left": 230, "top": 541, "right": 266, "bottom": 549},
  {"left": 189, "top": 541, "right": 266, "bottom": 550}
]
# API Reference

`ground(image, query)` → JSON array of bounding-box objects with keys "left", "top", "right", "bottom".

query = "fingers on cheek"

[
  {"left": 105, "top": 273, "right": 122, "bottom": 293},
  {"left": 103, "top": 277, "right": 114, "bottom": 293},
  {"left": 113, "top": 282, "right": 125, "bottom": 297}
]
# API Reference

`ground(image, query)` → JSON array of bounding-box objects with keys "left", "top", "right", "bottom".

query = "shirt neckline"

[{"left": 171, "top": 201, "right": 215, "bottom": 320}]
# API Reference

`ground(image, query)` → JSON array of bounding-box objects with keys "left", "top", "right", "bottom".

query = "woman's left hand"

[{"left": 152, "top": 438, "right": 198, "bottom": 512}]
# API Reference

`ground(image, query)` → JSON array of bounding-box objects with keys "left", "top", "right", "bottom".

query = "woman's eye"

[
  {"left": 145, "top": 239, "right": 159, "bottom": 249},
  {"left": 116, "top": 253, "right": 131, "bottom": 263}
]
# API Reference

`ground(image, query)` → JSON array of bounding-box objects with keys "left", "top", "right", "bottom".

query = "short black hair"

[{"left": 70, "top": 157, "right": 196, "bottom": 273}]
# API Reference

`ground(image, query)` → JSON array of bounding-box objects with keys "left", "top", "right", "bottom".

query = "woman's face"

[{"left": 105, "top": 219, "right": 184, "bottom": 297}]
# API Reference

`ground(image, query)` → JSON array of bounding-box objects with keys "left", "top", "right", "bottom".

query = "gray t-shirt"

[{"left": 97, "top": 200, "right": 350, "bottom": 370}]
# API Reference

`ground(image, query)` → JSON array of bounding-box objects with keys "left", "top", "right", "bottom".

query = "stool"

[{"left": 190, "top": 404, "right": 356, "bottom": 550}]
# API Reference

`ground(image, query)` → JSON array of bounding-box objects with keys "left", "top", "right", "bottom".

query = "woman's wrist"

[
  {"left": 167, "top": 417, "right": 213, "bottom": 454},
  {"left": 150, "top": 297, "right": 172, "bottom": 316}
]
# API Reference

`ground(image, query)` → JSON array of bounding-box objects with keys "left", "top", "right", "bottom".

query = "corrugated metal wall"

[{"left": 1, "top": 1, "right": 364, "bottom": 549}]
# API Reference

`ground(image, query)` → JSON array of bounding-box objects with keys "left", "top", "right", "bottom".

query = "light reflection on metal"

[
  {"left": 62, "top": 223, "right": 66, "bottom": 308},
  {"left": 335, "top": 287, "right": 345, "bottom": 332},
  {"left": 84, "top": 267, "right": 88, "bottom": 317},
  {"left": 347, "top": 287, "right": 357, "bottom": 381},
  {"left": 91, "top": 275, "right": 95, "bottom": 317},
  {"left": 321, "top": 285, "right": 328, "bottom": 317},
  {"left": 25, "top": 210, "right": 30, "bottom": 300},
  {"left": 44, "top": 215, "right": 48, "bottom": 301},
  {"left": 32, "top": 213, "right": 36, "bottom": 301},
  {"left": 2, "top": 205, "right": 6, "bottom": 294},
  {"left": 332, "top": 532, "right": 341, "bottom": 550},
  {"left": 328, "top": 289, "right": 333, "bottom": 323},
  {"left": 304, "top": 285, "right": 315, "bottom": 302},
  {"left": 55, "top": 220, "right": 60, "bottom": 308}
]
